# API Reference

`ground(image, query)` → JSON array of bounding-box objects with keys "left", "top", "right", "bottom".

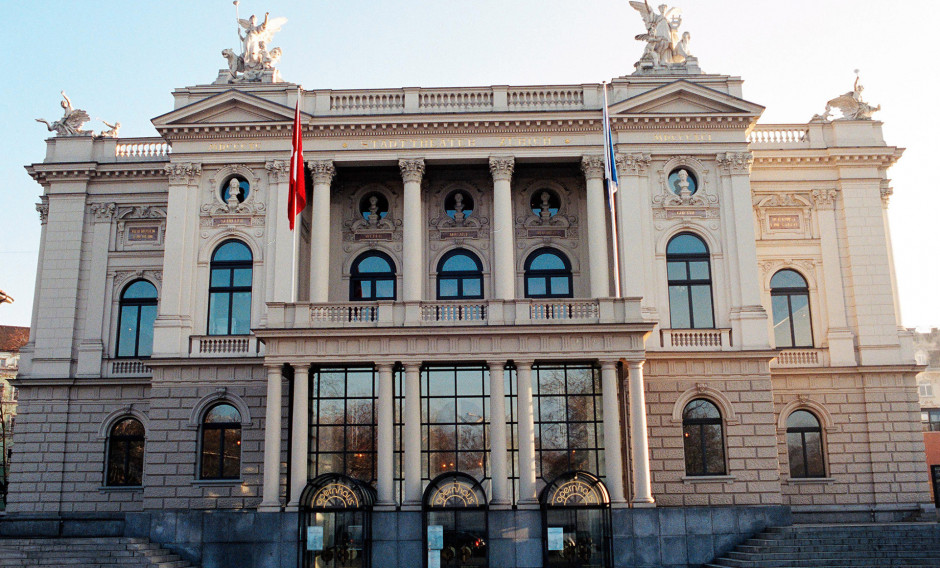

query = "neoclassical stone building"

[{"left": 9, "top": 11, "right": 931, "bottom": 568}]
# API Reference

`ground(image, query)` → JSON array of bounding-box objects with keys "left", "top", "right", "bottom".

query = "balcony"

[
  {"left": 660, "top": 328, "right": 732, "bottom": 351},
  {"left": 771, "top": 348, "right": 828, "bottom": 369},
  {"left": 107, "top": 359, "right": 152, "bottom": 377},
  {"left": 268, "top": 297, "right": 642, "bottom": 329},
  {"left": 188, "top": 335, "right": 263, "bottom": 357}
]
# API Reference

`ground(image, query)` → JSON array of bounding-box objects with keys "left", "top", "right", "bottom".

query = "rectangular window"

[
  {"left": 309, "top": 367, "right": 377, "bottom": 483},
  {"left": 924, "top": 409, "right": 940, "bottom": 432},
  {"left": 920, "top": 384, "right": 934, "bottom": 398}
]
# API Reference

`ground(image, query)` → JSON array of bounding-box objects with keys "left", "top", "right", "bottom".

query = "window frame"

[
  {"left": 115, "top": 279, "right": 158, "bottom": 358},
  {"left": 436, "top": 249, "right": 484, "bottom": 300},
  {"left": 666, "top": 233, "right": 715, "bottom": 329},
  {"left": 207, "top": 240, "right": 253, "bottom": 336},
  {"left": 199, "top": 403, "right": 242, "bottom": 480},
  {"left": 309, "top": 366, "right": 378, "bottom": 484},
  {"left": 770, "top": 269, "right": 814, "bottom": 348},
  {"left": 105, "top": 417, "right": 145, "bottom": 487},
  {"left": 524, "top": 248, "right": 574, "bottom": 299},
  {"left": 682, "top": 398, "right": 726, "bottom": 476},
  {"left": 349, "top": 250, "right": 397, "bottom": 302},
  {"left": 786, "top": 410, "right": 826, "bottom": 478},
  {"left": 924, "top": 408, "right": 940, "bottom": 432}
]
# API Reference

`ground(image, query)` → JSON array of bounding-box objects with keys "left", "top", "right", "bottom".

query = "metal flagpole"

[{"left": 602, "top": 83, "right": 622, "bottom": 298}]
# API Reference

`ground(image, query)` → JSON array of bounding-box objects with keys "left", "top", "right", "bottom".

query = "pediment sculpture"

[
  {"left": 814, "top": 73, "right": 880, "bottom": 121},
  {"left": 630, "top": 1, "right": 700, "bottom": 73},
  {"left": 220, "top": 4, "right": 287, "bottom": 83},
  {"left": 36, "top": 92, "right": 91, "bottom": 137}
]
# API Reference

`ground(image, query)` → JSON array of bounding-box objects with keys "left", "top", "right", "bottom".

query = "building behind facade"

[
  {"left": 0, "top": 325, "right": 28, "bottom": 508},
  {"left": 915, "top": 329, "right": 940, "bottom": 508},
  {"left": 6, "top": 10, "right": 932, "bottom": 568}
]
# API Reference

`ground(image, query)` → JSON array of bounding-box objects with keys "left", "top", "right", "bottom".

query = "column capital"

[
  {"left": 580, "top": 155, "right": 606, "bottom": 180},
  {"left": 615, "top": 152, "right": 651, "bottom": 176},
  {"left": 513, "top": 359, "right": 534, "bottom": 369},
  {"left": 376, "top": 362, "right": 395, "bottom": 373},
  {"left": 715, "top": 151, "right": 753, "bottom": 175},
  {"left": 489, "top": 156, "right": 515, "bottom": 182},
  {"left": 403, "top": 361, "right": 422, "bottom": 372},
  {"left": 486, "top": 360, "right": 506, "bottom": 371},
  {"left": 164, "top": 162, "right": 202, "bottom": 185},
  {"left": 599, "top": 360, "right": 619, "bottom": 371},
  {"left": 308, "top": 159, "right": 336, "bottom": 185},
  {"left": 88, "top": 202, "right": 117, "bottom": 223},
  {"left": 36, "top": 201, "right": 49, "bottom": 225},
  {"left": 265, "top": 159, "right": 290, "bottom": 183},
  {"left": 626, "top": 359, "right": 645, "bottom": 371},
  {"left": 399, "top": 158, "right": 425, "bottom": 184},
  {"left": 811, "top": 188, "right": 839, "bottom": 210}
]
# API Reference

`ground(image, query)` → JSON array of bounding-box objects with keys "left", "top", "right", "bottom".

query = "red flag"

[{"left": 287, "top": 93, "right": 306, "bottom": 230}]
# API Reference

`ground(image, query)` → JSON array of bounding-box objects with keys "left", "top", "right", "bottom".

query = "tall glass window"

[
  {"left": 106, "top": 417, "right": 144, "bottom": 486},
  {"left": 422, "top": 365, "right": 489, "bottom": 485},
  {"left": 532, "top": 364, "right": 604, "bottom": 484},
  {"left": 786, "top": 410, "right": 825, "bottom": 478},
  {"left": 309, "top": 367, "right": 377, "bottom": 483},
  {"left": 682, "top": 399, "right": 725, "bottom": 476},
  {"left": 771, "top": 269, "right": 813, "bottom": 348},
  {"left": 200, "top": 403, "right": 241, "bottom": 480},
  {"left": 116, "top": 280, "right": 157, "bottom": 358},
  {"left": 350, "top": 251, "right": 396, "bottom": 301},
  {"left": 437, "top": 249, "right": 484, "bottom": 300},
  {"left": 525, "top": 248, "right": 573, "bottom": 299},
  {"left": 208, "top": 240, "right": 252, "bottom": 335},
  {"left": 666, "top": 233, "right": 714, "bottom": 329}
]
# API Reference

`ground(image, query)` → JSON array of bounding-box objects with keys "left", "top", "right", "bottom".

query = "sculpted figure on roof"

[
  {"left": 221, "top": 3, "right": 287, "bottom": 83},
  {"left": 629, "top": 1, "right": 697, "bottom": 72},
  {"left": 35, "top": 92, "right": 92, "bottom": 137}
]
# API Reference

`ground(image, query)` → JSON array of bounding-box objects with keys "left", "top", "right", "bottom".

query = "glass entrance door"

[
  {"left": 303, "top": 510, "right": 367, "bottom": 568},
  {"left": 543, "top": 508, "right": 610, "bottom": 568}
]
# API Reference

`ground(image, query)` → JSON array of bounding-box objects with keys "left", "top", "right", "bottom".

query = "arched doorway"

[
  {"left": 299, "top": 474, "right": 376, "bottom": 568},
  {"left": 423, "top": 472, "right": 488, "bottom": 568},
  {"left": 540, "top": 471, "right": 612, "bottom": 568}
]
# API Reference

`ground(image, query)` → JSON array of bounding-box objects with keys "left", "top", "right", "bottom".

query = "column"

[
  {"left": 487, "top": 361, "right": 509, "bottom": 506},
  {"left": 600, "top": 361, "right": 626, "bottom": 504},
  {"left": 489, "top": 156, "right": 516, "bottom": 299},
  {"left": 403, "top": 363, "right": 422, "bottom": 505},
  {"left": 376, "top": 363, "right": 396, "bottom": 506},
  {"left": 627, "top": 361, "right": 654, "bottom": 506},
  {"left": 399, "top": 159, "right": 425, "bottom": 301},
  {"left": 260, "top": 365, "right": 284, "bottom": 511},
  {"left": 308, "top": 160, "right": 335, "bottom": 302},
  {"left": 287, "top": 363, "right": 310, "bottom": 509},
  {"left": 77, "top": 202, "right": 116, "bottom": 376},
  {"left": 811, "top": 188, "right": 856, "bottom": 365},
  {"left": 581, "top": 156, "right": 611, "bottom": 298},
  {"left": 614, "top": 154, "right": 653, "bottom": 302},
  {"left": 515, "top": 360, "right": 537, "bottom": 505}
]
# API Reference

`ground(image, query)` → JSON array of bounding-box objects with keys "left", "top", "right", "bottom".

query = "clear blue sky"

[{"left": 2, "top": 0, "right": 937, "bottom": 329}]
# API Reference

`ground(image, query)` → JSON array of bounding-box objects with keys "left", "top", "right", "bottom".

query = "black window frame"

[
  {"left": 436, "top": 249, "right": 484, "bottom": 300},
  {"left": 199, "top": 403, "right": 242, "bottom": 480},
  {"left": 115, "top": 279, "right": 158, "bottom": 358},
  {"left": 524, "top": 248, "right": 573, "bottom": 299},
  {"left": 105, "top": 417, "right": 145, "bottom": 487},
  {"left": 207, "top": 240, "right": 253, "bottom": 336},
  {"left": 770, "top": 269, "right": 814, "bottom": 348},
  {"left": 925, "top": 409, "right": 940, "bottom": 432},
  {"left": 666, "top": 232, "right": 715, "bottom": 329},
  {"left": 349, "top": 250, "right": 397, "bottom": 302},
  {"left": 682, "top": 398, "right": 726, "bottom": 476},
  {"left": 786, "top": 410, "right": 826, "bottom": 478},
  {"left": 309, "top": 366, "right": 378, "bottom": 484}
]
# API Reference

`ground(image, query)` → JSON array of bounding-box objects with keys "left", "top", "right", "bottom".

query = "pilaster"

[
  {"left": 77, "top": 202, "right": 116, "bottom": 377},
  {"left": 615, "top": 153, "right": 653, "bottom": 304},
  {"left": 811, "top": 188, "right": 856, "bottom": 366}
]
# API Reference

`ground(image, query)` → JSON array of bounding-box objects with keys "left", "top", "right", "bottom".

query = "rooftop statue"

[
  {"left": 629, "top": 1, "right": 698, "bottom": 73},
  {"left": 221, "top": 2, "right": 287, "bottom": 83},
  {"left": 815, "top": 73, "right": 881, "bottom": 121},
  {"left": 35, "top": 91, "right": 92, "bottom": 137}
]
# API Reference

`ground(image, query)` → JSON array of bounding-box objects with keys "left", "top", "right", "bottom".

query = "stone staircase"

[
  {"left": 706, "top": 523, "right": 940, "bottom": 567},
  {"left": 0, "top": 537, "right": 196, "bottom": 567}
]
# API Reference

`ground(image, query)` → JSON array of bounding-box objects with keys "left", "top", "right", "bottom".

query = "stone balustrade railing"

[
  {"left": 660, "top": 328, "right": 732, "bottom": 351},
  {"left": 115, "top": 138, "right": 171, "bottom": 159},
  {"left": 267, "top": 297, "right": 643, "bottom": 329},
  {"left": 748, "top": 125, "right": 811, "bottom": 148},
  {"left": 771, "top": 348, "right": 827, "bottom": 368},
  {"left": 189, "top": 335, "right": 263, "bottom": 357},
  {"left": 109, "top": 359, "right": 152, "bottom": 376},
  {"left": 508, "top": 87, "right": 584, "bottom": 110}
]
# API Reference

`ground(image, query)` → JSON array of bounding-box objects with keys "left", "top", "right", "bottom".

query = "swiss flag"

[{"left": 287, "top": 93, "right": 306, "bottom": 230}]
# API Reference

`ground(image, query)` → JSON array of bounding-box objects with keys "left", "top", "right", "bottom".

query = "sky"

[{"left": 1, "top": 0, "right": 938, "bottom": 330}]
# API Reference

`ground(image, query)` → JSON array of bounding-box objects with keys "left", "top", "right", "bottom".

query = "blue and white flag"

[{"left": 602, "top": 85, "right": 619, "bottom": 209}]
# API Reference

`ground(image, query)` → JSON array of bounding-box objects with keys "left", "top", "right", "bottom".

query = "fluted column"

[
  {"left": 489, "top": 156, "right": 516, "bottom": 299},
  {"left": 308, "top": 160, "right": 335, "bottom": 302},
  {"left": 260, "top": 365, "right": 284, "bottom": 511},
  {"left": 287, "top": 363, "right": 311, "bottom": 510},
  {"left": 399, "top": 159, "right": 426, "bottom": 301},
  {"left": 627, "top": 361, "right": 654, "bottom": 506},
  {"left": 515, "top": 360, "right": 537, "bottom": 505},
  {"left": 403, "top": 362, "right": 422, "bottom": 505},
  {"left": 581, "top": 156, "right": 611, "bottom": 298},
  {"left": 600, "top": 361, "right": 626, "bottom": 504},
  {"left": 376, "top": 363, "right": 396, "bottom": 506},
  {"left": 487, "top": 361, "right": 509, "bottom": 506}
]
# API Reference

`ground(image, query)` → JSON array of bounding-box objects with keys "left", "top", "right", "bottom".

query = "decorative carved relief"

[
  {"left": 514, "top": 178, "right": 578, "bottom": 246},
  {"left": 36, "top": 202, "right": 49, "bottom": 224},
  {"left": 265, "top": 160, "right": 289, "bottom": 182},
  {"left": 753, "top": 193, "right": 812, "bottom": 239},
  {"left": 616, "top": 153, "right": 651, "bottom": 176},
  {"left": 428, "top": 181, "right": 489, "bottom": 251},
  {"left": 716, "top": 152, "right": 753, "bottom": 174},
  {"left": 111, "top": 269, "right": 163, "bottom": 292},
  {"left": 341, "top": 182, "right": 403, "bottom": 253},
  {"left": 164, "top": 162, "right": 202, "bottom": 184},
  {"left": 399, "top": 158, "right": 426, "bottom": 183},
  {"left": 758, "top": 258, "right": 818, "bottom": 284},
  {"left": 200, "top": 165, "right": 265, "bottom": 240},
  {"left": 580, "top": 155, "right": 605, "bottom": 180},
  {"left": 116, "top": 205, "right": 167, "bottom": 250},
  {"left": 651, "top": 156, "right": 718, "bottom": 221},
  {"left": 86, "top": 202, "right": 116, "bottom": 222},
  {"left": 810, "top": 188, "right": 838, "bottom": 210},
  {"left": 488, "top": 156, "right": 514, "bottom": 181},
  {"left": 880, "top": 180, "right": 893, "bottom": 206},
  {"left": 309, "top": 160, "right": 336, "bottom": 185}
]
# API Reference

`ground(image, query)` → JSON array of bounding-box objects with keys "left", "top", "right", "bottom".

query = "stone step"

[{"left": 0, "top": 537, "right": 195, "bottom": 568}]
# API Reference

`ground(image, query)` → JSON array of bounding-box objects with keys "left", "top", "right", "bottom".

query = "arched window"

[
  {"left": 200, "top": 403, "right": 241, "bottom": 480},
  {"left": 524, "top": 248, "right": 573, "bottom": 299},
  {"left": 116, "top": 280, "right": 158, "bottom": 358},
  {"left": 106, "top": 417, "right": 144, "bottom": 486},
  {"left": 666, "top": 233, "right": 714, "bottom": 329},
  {"left": 682, "top": 399, "right": 725, "bottom": 476},
  {"left": 350, "top": 251, "right": 396, "bottom": 301},
  {"left": 437, "top": 249, "right": 483, "bottom": 300},
  {"left": 786, "top": 410, "right": 825, "bottom": 478},
  {"left": 770, "top": 269, "right": 813, "bottom": 348},
  {"left": 208, "top": 240, "right": 252, "bottom": 336}
]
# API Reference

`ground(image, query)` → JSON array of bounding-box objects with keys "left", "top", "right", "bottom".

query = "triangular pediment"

[
  {"left": 610, "top": 80, "right": 764, "bottom": 116},
  {"left": 152, "top": 89, "right": 308, "bottom": 128}
]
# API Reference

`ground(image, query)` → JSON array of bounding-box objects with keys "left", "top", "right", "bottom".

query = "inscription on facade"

[
  {"left": 354, "top": 231, "right": 393, "bottom": 241},
  {"left": 208, "top": 142, "right": 262, "bottom": 151},
  {"left": 342, "top": 136, "right": 569, "bottom": 150},
  {"left": 127, "top": 226, "right": 159, "bottom": 242},
  {"left": 212, "top": 217, "right": 252, "bottom": 227},
  {"left": 768, "top": 214, "right": 801, "bottom": 230},
  {"left": 440, "top": 229, "right": 479, "bottom": 239},
  {"left": 527, "top": 228, "right": 567, "bottom": 238},
  {"left": 653, "top": 133, "right": 713, "bottom": 143},
  {"left": 666, "top": 209, "right": 707, "bottom": 219}
]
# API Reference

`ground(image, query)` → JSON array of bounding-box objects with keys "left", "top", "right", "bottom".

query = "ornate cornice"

[
  {"left": 89, "top": 202, "right": 117, "bottom": 222},
  {"left": 399, "top": 158, "right": 426, "bottom": 184},
  {"left": 309, "top": 160, "right": 336, "bottom": 185},
  {"left": 580, "top": 155, "right": 605, "bottom": 180},
  {"left": 716, "top": 152, "right": 753, "bottom": 174},
  {"left": 164, "top": 162, "right": 202, "bottom": 184},
  {"left": 810, "top": 189, "right": 838, "bottom": 210},
  {"left": 488, "top": 156, "right": 514, "bottom": 182},
  {"left": 264, "top": 160, "right": 289, "bottom": 182},
  {"left": 616, "top": 152, "right": 652, "bottom": 176}
]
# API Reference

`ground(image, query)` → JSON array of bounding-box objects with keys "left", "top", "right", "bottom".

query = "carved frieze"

[{"left": 164, "top": 162, "right": 202, "bottom": 184}]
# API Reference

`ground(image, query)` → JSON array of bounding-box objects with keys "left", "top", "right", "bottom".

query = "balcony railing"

[
  {"left": 189, "top": 335, "right": 263, "bottom": 357},
  {"left": 772, "top": 348, "right": 828, "bottom": 368},
  {"left": 108, "top": 359, "right": 152, "bottom": 376},
  {"left": 266, "top": 298, "right": 644, "bottom": 329},
  {"left": 660, "top": 328, "right": 732, "bottom": 351}
]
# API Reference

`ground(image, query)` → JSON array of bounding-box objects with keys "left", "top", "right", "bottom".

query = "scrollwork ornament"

[
  {"left": 716, "top": 152, "right": 752, "bottom": 174},
  {"left": 810, "top": 189, "right": 838, "bottom": 210},
  {"left": 580, "top": 155, "right": 606, "bottom": 180},
  {"left": 488, "top": 156, "right": 514, "bottom": 181},
  {"left": 616, "top": 152, "right": 652, "bottom": 176},
  {"left": 399, "top": 158, "right": 426, "bottom": 184},
  {"left": 164, "top": 162, "right": 202, "bottom": 184},
  {"left": 89, "top": 202, "right": 117, "bottom": 222}
]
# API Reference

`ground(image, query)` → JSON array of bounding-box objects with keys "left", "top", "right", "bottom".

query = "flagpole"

[
  {"left": 602, "top": 83, "right": 622, "bottom": 298},
  {"left": 289, "top": 86, "right": 305, "bottom": 302}
]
